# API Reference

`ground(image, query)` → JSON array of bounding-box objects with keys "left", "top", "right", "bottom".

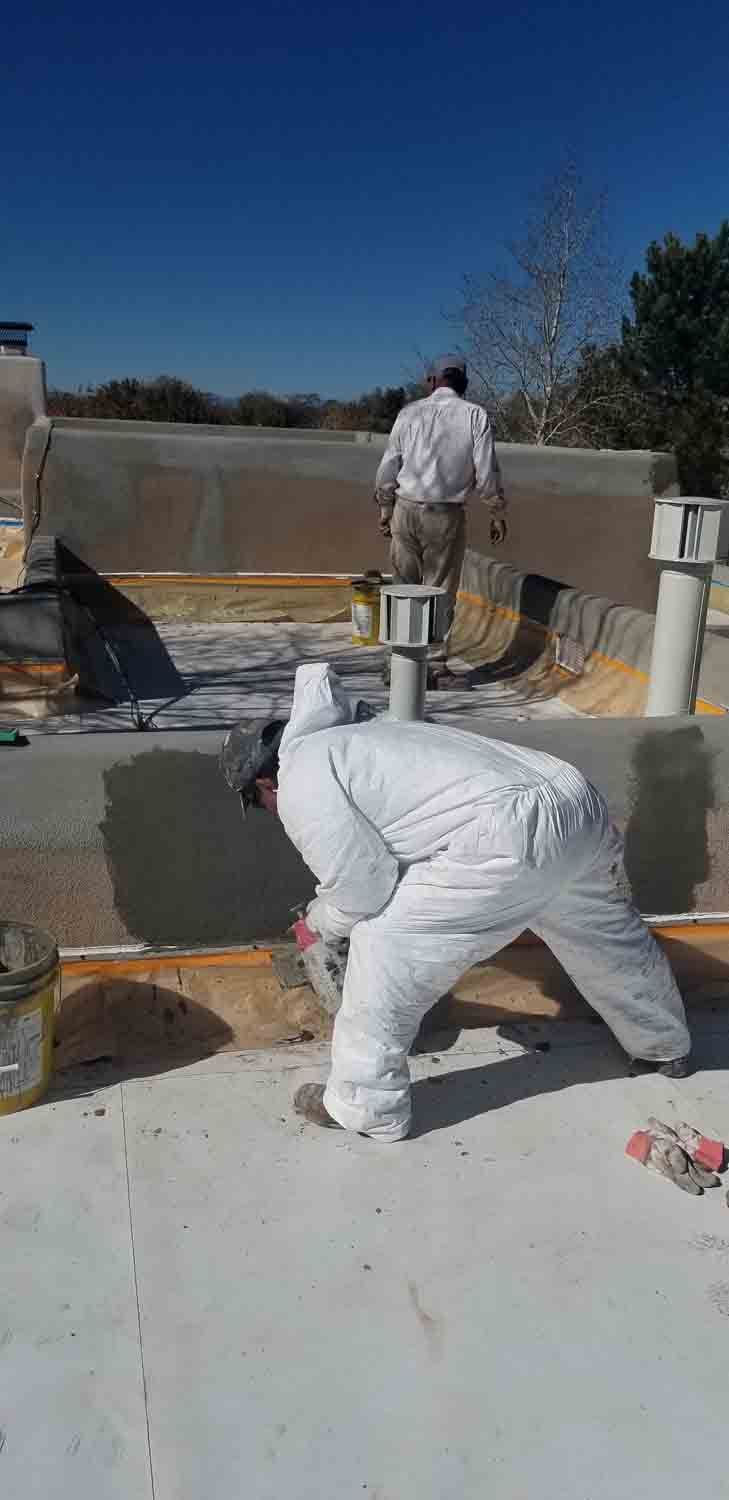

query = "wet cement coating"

[
  {"left": 100, "top": 746, "right": 314, "bottom": 945},
  {"left": 2, "top": 716, "right": 729, "bottom": 948}
]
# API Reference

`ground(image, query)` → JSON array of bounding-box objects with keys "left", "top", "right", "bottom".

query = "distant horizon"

[
  {"left": 30, "top": 337, "right": 425, "bottom": 404},
  {"left": 41, "top": 364, "right": 409, "bottom": 404}
]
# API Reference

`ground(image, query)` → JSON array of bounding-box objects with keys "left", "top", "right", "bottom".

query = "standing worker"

[
  {"left": 221, "top": 664, "right": 691, "bottom": 1142},
  {"left": 374, "top": 354, "right": 507, "bottom": 688}
]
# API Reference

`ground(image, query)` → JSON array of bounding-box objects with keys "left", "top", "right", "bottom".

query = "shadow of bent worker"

[
  {"left": 408, "top": 1020, "right": 729, "bottom": 1139},
  {"left": 46, "top": 976, "right": 235, "bottom": 1097}
]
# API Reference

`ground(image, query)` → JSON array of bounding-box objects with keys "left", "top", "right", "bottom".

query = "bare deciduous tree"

[{"left": 457, "top": 165, "right": 621, "bottom": 445}]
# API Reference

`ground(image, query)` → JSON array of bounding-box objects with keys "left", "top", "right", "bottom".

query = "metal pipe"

[
  {"left": 389, "top": 646, "right": 427, "bottom": 721},
  {"left": 645, "top": 562, "right": 712, "bottom": 717}
]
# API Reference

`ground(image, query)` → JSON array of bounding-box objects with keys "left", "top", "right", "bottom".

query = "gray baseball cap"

[{"left": 429, "top": 352, "right": 467, "bottom": 379}]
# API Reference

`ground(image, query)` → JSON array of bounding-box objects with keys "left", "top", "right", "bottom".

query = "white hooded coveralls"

[{"left": 277, "top": 665, "right": 690, "bottom": 1141}]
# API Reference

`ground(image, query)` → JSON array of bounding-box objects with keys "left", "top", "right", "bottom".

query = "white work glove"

[{"left": 305, "top": 895, "right": 353, "bottom": 945}]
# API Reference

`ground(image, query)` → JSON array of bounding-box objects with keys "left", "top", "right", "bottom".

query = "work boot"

[
  {"left": 656, "top": 1054, "right": 693, "bottom": 1079},
  {"left": 293, "top": 1082, "right": 342, "bottom": 1129},
  {"left": 631, "top": 1054, "right": 693, "bottom": 1079}
]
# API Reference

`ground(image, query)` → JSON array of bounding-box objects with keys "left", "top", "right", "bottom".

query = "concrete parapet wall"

[
  {"left": 20, "top": 416, "right": 676, "bottom": 611},
  {"left": 476, "top": 443, "right": 677, "bottom": 613},
  {"left": 0, "top": 357, "right": 46, "bottom": 511},
  {"left": 22, "top": 418, "right": 389, "bottom": 576},
  {"left": 2, "top": 717, "right": 729, "bottom": 954},
  {"left": 453, "top": 549, "right": 729, "bottom": 716}
]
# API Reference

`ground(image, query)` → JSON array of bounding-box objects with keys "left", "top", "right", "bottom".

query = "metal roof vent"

[{"left": 0, "top": 322, "right": 33, "bottom": 356}]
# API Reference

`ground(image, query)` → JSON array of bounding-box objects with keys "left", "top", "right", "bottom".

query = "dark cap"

[{"left": 219, "top": 718, "right": 286, "bottom": 817}]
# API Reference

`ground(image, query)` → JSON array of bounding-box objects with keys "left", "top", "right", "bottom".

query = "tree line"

[
  {"left": 47, "top": 167, "right": 729, "bottom": 497},
  {"left": 47, "top": 378, "right": 413, "bottom": 435}
]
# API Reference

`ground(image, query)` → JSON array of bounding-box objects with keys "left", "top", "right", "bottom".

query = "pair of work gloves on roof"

[{"left": 627, "top": 1117, "right": 725, "bottom": 1195}]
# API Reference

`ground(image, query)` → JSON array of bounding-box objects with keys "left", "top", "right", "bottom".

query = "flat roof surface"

[
  {"left": 30, "top": 621, "right": 581, "bottom": 735},
  {"left": 4, "top": 1016, "right": 729, "bottom": 1498}
]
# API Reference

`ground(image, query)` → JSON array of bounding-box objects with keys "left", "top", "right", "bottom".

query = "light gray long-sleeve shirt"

[{"left": 374, "top": 387, "right": 505, "bottom": 510}]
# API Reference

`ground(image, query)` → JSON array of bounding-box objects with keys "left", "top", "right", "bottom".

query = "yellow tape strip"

[
  {"left": 59, "top": 922, "right": 729, "bottom": 983},
  {"left": 456, "top": 590, "right": 541, "bottom": 631},
  {"left": 104, "top": 574, "right": 352, "bottom": 589},
  {"left": 62, "top": 950, "right": 273, "bottom": 978},
  {"left": 0, "top": 661, "right": 68, "bottom": 676}
]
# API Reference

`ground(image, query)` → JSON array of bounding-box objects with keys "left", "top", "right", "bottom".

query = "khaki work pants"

[{"left": 390, "top": 498, "right": 466, "bottom": 661}]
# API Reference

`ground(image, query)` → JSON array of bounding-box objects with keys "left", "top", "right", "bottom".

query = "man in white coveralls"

[{"left": 221, "top": 664, "right": 691, "bottom": 1142}]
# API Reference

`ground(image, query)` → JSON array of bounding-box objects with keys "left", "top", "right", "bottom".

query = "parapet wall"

[
  {"left": 0, "top": 356, "right": 46, "bottom": 511},
  {"left": 2, "top": 717, "right": 729, "bottom": 953},
  {"left": 20, "top": 416, "right": 677, "bottom": 612}
]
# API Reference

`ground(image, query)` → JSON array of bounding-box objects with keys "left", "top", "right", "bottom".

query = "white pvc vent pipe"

[
  {"left": 645, "top": 564, "right": 712, "bottom": 716},
  {"left": 646, "top": 497, "right": 728, "bottom": 718},
  {"left": 389, "top": 646, "right": 428, "bottom": 722},
  {"left": 379, "top": 583, "right": 449, "bottom": 722}
]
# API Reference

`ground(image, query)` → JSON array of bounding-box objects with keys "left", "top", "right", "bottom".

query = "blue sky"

[{"left": 3, "top": 0, "right": 728, "bottom": 398}]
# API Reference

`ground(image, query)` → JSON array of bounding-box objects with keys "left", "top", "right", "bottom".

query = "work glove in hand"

[
  {"left": 626, "top": 1117, "right": 723, "bottom": 1195},
  {"left": 292, "top": 918, "right": 349, "bottom": 1018},
  {"left": 378, "top": 505, "right": 393, "bottom": 538},
  {"left": 292, "top": 916, "right": 319, "bottom": 952},
  {"left": 490, "top": 515, "right": 507, "bottom": 546}
]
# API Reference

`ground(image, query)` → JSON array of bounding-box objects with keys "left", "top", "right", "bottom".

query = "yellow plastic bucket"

[
  {"left": 0, "top": 922, "right": 58, "bottom": 1115},
  {"left": 351, "top": 571, "right": 383, "bottom": 646}
]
